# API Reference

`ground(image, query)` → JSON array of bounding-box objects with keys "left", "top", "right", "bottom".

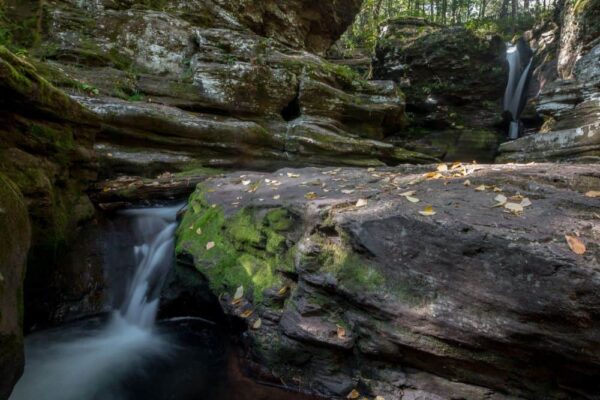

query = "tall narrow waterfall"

[
  {"left": 11, "top": 205, "right": 182, "bottom": 400},
  {"left": 503, "top": 40, "right": 533, "bottom": 139}
]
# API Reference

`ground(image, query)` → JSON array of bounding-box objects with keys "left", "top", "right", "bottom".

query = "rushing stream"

[{"left": 11, "top": 205, "right": 316, "bottom": 400}]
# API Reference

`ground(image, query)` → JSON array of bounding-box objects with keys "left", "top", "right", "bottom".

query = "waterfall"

[
  {"left": 118, "top": 206, "right": 179, "bottom": 328},
  {"left": 503, "top": 40, "right": 533, "bottom": 140},
  {"left": 10, "top": 205, "right": 182, "bottom": 400}
]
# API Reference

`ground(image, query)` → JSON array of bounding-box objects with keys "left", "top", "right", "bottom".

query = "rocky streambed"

[{"left": 172, "top": 163, "right": 600, "bottom": 400}]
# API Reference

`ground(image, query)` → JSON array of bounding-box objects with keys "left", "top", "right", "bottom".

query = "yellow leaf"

[
  {"left": 356, "top": 198, "right": 368, "bottom": 208},
  {"left": 419, "top": 205, "right": 436, "bottom": 216},
  {"left": 565, "top": 235, "right": 586, "bottom": 255},
  {"left": 450, "top": 162, "right": 463, "bottom": 170},
  {"left": 234, "top": 285, "right": 244, "bottom": 301},
  {"left": 475, "top": 185, "right": 487, "bottom": 192},
  {"left": 341, "top": 189, "right": 355, "bottom": 194},
  {"left": 492, "top": 186, "right": 503, "bottom": 192},
  {"left": 437, "top": 163, "right": 448, "bottom": 172},
  {"left": 287, "top": 172, "right": 300, "bottom": 178},
  {"left": 347, "top": 389, "right": 360, "bottom": 399},
  {"left": 504, "top": 202, "right": 524, "bottom": 214},
  {"left": 206, "top": 241, "right": 215, "bottom": 250},
  {"left": 305, "top": 192, "right": 318, "bottom": 200},
  {"left": 367, "top": 167, "right": 376, "bottom": 172},
  {"left": 463, "top": 179, "right": 471, "bottom": 187},
  {"left": 277, "top": 286, "right": 289, "bottom": 296},
  {"left": 337, "top": 325, "right": 346, "bottom": 339},
  {"left": 375, "top": 397, "right": 385, "bottom": 400},
  {"left": 231, "top": 297, "right": 243, "bottom": 306},
  {"left": 520, "top": 197, "right": 532, "bottom": 207},
  {"left": 252, "top": 318, "right": 262, "bottom": 329},
  {"left": 406, "top": 196, "right": 420, "bottom": 203},
  {"left": 240, "top": 309, "right": 253, "bottom": 318},
  {"left": 242, "top": 180, "right": 251, "bottom": 186},
  {"left": 273, "top": 194, "right": 281, "bottom": 200},
  {"left": 424, "top": 172, "right": 443, "bottom": 180},
  {"left": 196, "top": 228, "right": 203, "bottom": 235},
  {"left": 585, "top": 191, "right": 600, "bottom": 198}
]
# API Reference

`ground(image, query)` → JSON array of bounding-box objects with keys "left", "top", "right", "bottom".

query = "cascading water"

[
  {"left": 10, "top": 205, "right": 182, "bottom": 400},
  {"left": 503, "top": 39, "right": 533, "bottom": 140}
]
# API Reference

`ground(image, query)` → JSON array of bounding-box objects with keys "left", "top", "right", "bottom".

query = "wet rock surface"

[
  {"left": 0, "top": 174, "right": 30, "bottom": 400},
  {"left": 174, "top": 163, "right": 600, "bottom": 400}
]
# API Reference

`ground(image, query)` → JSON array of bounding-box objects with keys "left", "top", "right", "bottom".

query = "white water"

[
  {"left": 10, "top": 205, "right": 182, "bottom": 400},
  {"left": 504, "top": 44, "right": 533, "bottom": 139}
]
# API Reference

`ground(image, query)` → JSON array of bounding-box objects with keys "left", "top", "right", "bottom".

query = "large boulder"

[
  {"left": 373, "top": 18, "right": 507, "bottom": 162},
  {"left": 174, "top": 163, "right": 600, "bottom": 400},
  {"left": 25, "top": 0, "right": 431, "bottom": 174},
  {"left": 0, "top": 173, "right": 30, "bottom": 400}
]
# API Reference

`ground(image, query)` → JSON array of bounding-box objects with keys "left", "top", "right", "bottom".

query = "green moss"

[
  {"left": 266, "top": 208, "right": 293, "bottom": 231},
  {"left": 176, "top": 188, "right": 296, "bottom": 303}
]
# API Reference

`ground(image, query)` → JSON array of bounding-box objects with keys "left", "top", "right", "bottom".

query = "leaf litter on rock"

[{"left": 565, "top": 235, "right": 586, "bottom": 255}]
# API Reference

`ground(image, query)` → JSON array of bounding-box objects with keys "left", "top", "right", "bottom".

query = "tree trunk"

[{"left": 500, "top": 0, "right": 510, "bottom": 18}]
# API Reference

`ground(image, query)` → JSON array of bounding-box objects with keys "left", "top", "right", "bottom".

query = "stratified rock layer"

[
  {"left": 27, "top": 0, "right": 431, "bottom": 173},
  {"left": 175, "top": 163, "right": 600, "bottom": 400}
]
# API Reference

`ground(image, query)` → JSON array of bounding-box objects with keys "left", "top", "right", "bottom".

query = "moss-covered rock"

[{"left": 0, "top": 173, "right": 30, "bottom": 399}]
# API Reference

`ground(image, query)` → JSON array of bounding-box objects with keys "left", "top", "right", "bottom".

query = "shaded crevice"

[{"left": 281, "top": 87, "right": 302, "bottom": 121}]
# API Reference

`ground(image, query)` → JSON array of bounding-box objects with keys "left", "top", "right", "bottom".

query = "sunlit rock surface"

[{"left": 173, "top": 163, "right": 600, "bottom": 400}]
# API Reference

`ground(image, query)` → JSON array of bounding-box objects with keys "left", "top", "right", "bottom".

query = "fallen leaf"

[
  {"left": 341, "top": 189, "right": 355, "bottom": 194},
  {"left": 337, "top": 325, "right": 346, "bottom": 339},
  {"left": 355, "top": 198, "right": 368, "bottom": 208},
  {"left": 277, "top": 286, "right": 289, "bottom": 296},
  {"left": 475, "top": 185, "right": 487, "bottom": 192},
  {"left": 273, "top": 194, "right": 281, "bottom": 200},
  {"left": 492, "top": 186, "right": 503, "bottom": 193},
  {"left": 424, "top": 172, "right": 443, "bottom": 180},
  {"left": 437, "top": 163, "right": 448, "bottom": 172},
  {"left": 196, "top": 228, "right": 203, "bottom": 235},
  {"left": 406, "top": 196, "right": 420, "bottom": 203},
  {"left": 240, "top": 309, "right": 253, "bottom": 318},
  {"left": 463, "top": 179, "right": 471, "bottom": 187},
  {"left": 493, "top": 194, "right": 507, "bottom": 207},
  {"left": 565, "top": 235, "right": 586, "bottom": 255},
  {"left": 504, "top": 202, "right": 524, "bottom": 214},
  {"left": 252, "top": 318, "right": 262, "bottom": 329},
  {"left": 231, "top": 297, "right": 243, "bottom": 306},
  {"left": 367, "top": 167, "right": 376, "bottom": 172},
  {"left": 585, "top": 191, "right": 600, "bottom": 198},
  {"left": 206, "top": 241, "right": 215, "bottom": 250},
  {"left": 305, "top": 192, "right": 318, "bottom": 200},
  {"left": 242, "top": 180, "right": 251, "bottom": 186},
  {"left": 346, "top": 389, "right": 360, "bottom": 399},
  {"left": 400, "top": 190, "right": 416, "bottom": 197},
  {"left": 419, "top": 205, "right": 436, "bottom": 216},
  {"left": 450, "top": 162, "right": 463, "bottom": 170},
  {"left": 520, "top": 197, "right": 532, "bottom": 207},
  {"left": 375, "top": 397, "right": 385, "bottom": 400},
  {"left": 287, "top": 172, "right": 300, "bottom": 178},
  {"left": 234, "top": 285, "right": 244, "bottom": 301}
]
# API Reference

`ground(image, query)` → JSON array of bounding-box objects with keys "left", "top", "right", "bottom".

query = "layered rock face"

[
  {"left": 28, "top": 0, "right": 434, "bottom": 175},
  {"left": 0, "top": 47, "right": 100, "bottom": 330},
  {"left": 0, "top": 174, "right": 30, "bottom": 400},
  {"left": 175, "top": 163, "right": 600, "bottom": 400},
  {"left": 373, "top": 18, "right": 507, "bottom": 162},
  {"left": 498, "top": 0, "right": 600, "bottom": 162}
]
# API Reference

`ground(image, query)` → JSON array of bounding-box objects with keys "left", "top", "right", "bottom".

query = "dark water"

[
  {"left": 11, "top": 315, "right": 317, "bottom": 400},
  {"left": 11, "top": 205, "right": 318, "bottom": 400}
]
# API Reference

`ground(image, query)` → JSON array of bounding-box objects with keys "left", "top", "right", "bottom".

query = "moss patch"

[{"left": 176, "top": 187, "right": 295, "bottom": 303}]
